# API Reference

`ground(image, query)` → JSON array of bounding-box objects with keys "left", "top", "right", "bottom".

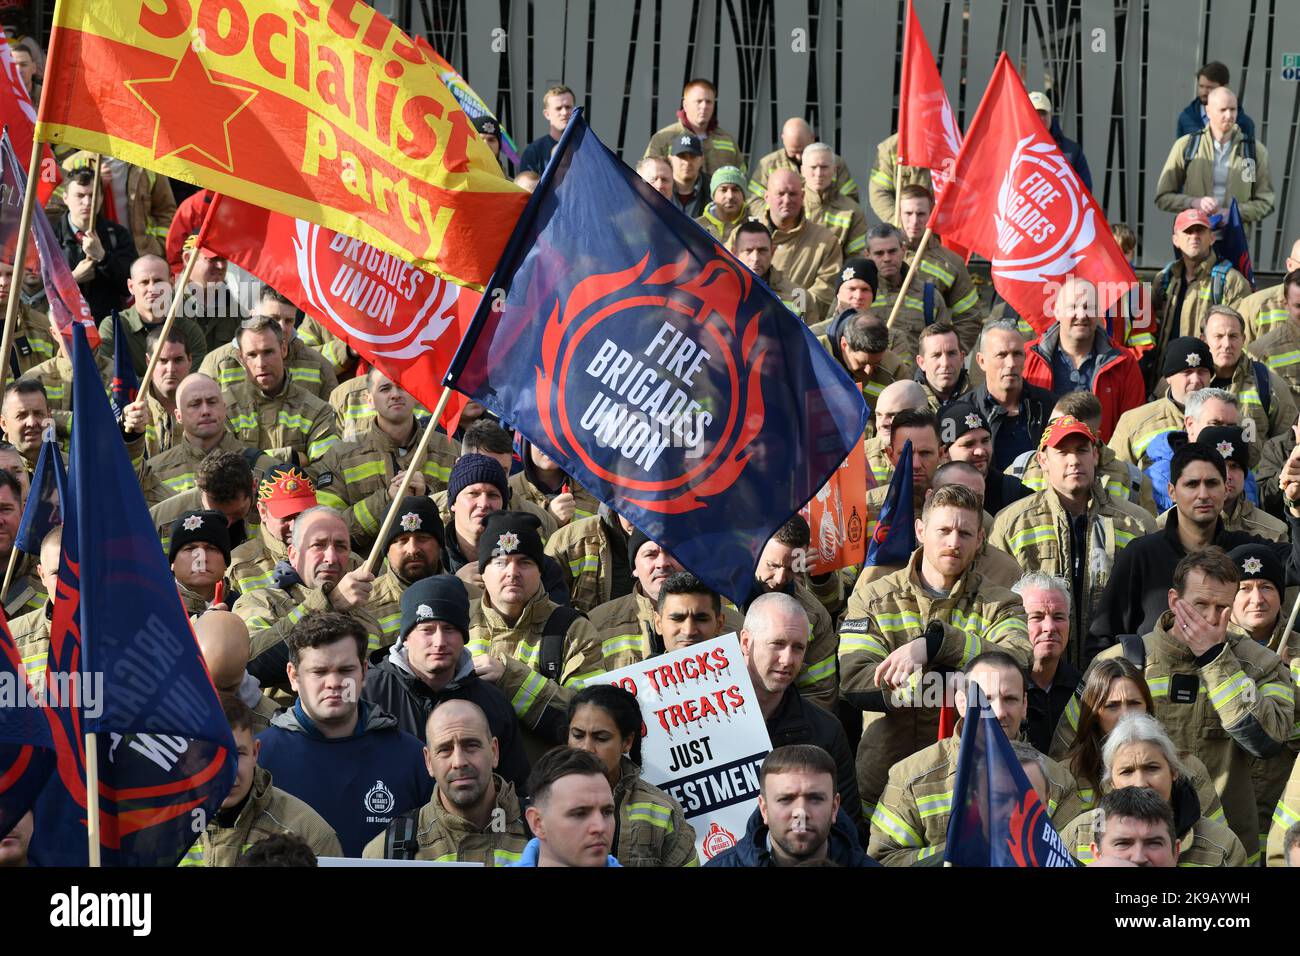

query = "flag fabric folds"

[
  {"left": 199, "top": 196, "right": 472, "bottom": 431},
  {"left": 1213, "top": 198, "right": 1255, "bottom": 289},
  {"left": 0, "top": 614, "right": 55, "bottom": 841},
  {"left": 865, "top": 439, "right": 916, "bottom": 567},
  {"left": 29, "top": 324, "right": 234, "bottom": 866},
  {"left": 14, "top": 434, "right": 67, "bottom": 556},
  {"left": 109, "top": 311, "right": 140, "bottom": 426},
  {"left": 445, "top": 108, "right": 868, "bottom": 602},
  {"left": 416, "top": 37, "right": 521, "bottom": 167},
  {"left": 944, "top": 692, "right": 1076, "bottom": 867},
  {"left": 897, "top": 1, "right": 962, "bottom": 211},
  {"left": 0, "top": 133, "right": 100, "bottom": 348},
  {"left": 928, "top": 53, "right": 1136, "bottom": 336},
  {"left": 0, "top": 40, "right": 59, "bottom": 203},
  {"left": 35, "top": 1, "right": 526, "bottom": 286}
]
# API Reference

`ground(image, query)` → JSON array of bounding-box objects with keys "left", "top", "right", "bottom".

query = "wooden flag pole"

[
  {"left": 363, "top": 385, "right": 455, "bottom": 574},
  {"left": 85, "top": 731, "right": 102, "bottom": 867},
  {"left": 886, "top": 226, "right": 935, "bottom": 327},
  {"left": 0, "top": 545, "right": 20, "bottom": 604},
  {"left": 1281, "top": 584, "right": 1300, "bottom": 652},
  {"left": 0, "top": 137, "right": 46, "bottom": 382},
  {"left": 136, "top": 244, "right": 203, "bottom": 394},
  {"left": 88, "top": 153, "right": 102, "bottom": 225}
]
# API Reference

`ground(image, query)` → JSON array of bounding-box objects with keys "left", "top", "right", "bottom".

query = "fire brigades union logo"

[
  {"left": 993, "top": 135, "right": 1095, "bottom": 284},
  {"left": 534, "top": 252, "right": 769, "bottom": 516},
  {"left": 293, "top": 219, "right": 459, "bottom": 360},
  {"left": 702, "top": 821, "right": 737, "bottom": 859},
  {"left": 364, "top": 780, "right": 395, "bottom": 815}
]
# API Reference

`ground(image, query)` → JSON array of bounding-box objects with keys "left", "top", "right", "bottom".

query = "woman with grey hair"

[{"left": 1058, "top": 713, "right": 1248, "bottom": 866}]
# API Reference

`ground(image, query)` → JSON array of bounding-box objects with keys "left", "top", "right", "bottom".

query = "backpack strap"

[
  {"left": 1209, "top": 259, "right": 1232, "bottom": 305},
  {"left": 1153, "top": 263, "right": 1174, "bottom": 313},
  {"left": 383, "top": 807, "right": 423, "bottom": 860},
  {"left": 1118, "top": 634, "right": 1146, "bottom": 670},
  {"left": 539, "top": 606, "right": 584, "bottom": 682}
]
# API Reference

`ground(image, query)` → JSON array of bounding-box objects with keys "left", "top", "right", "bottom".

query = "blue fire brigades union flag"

[
  {"left": 28, "top": 324, "right": 235, "bottom": 866},
  {"left": 14, "top": 432, "right": 67, "bottom": 556},
  {"left": 0, "top": 613, "right": 54, "bottom": 840},
  {"left": 446, "top": 109, "right": 868, "bottom": 601},
  {"left": 944, "top": 693, "right": 1076, "bottom": 867},
  {"left": 865, "top": 440, "right": 915, "bottom": 567},
  {"left": 1212, "top": 198, "right": 1255, "bottom": 289}
]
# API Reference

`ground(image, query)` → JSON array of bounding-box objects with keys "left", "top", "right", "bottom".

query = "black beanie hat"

[
  {"left": 382, "top": 496, "right": 446, "bottom": 555},
  {"left": 1196, "top": 425, "right": 1250, "bottom": 472},
  {"left": 1161, "top": 337, "right": 1213, "bottom": 378},
  {"left": 937, "top": 400, "right": 991, "bottom": 447},
  {"left": 448, "top": 453, "right": 510, "bottom": 507},
  {"left": 1228, "top": 543, "right": 1285, "bottom": 597},
  {"left": 837, "top": 257, "right": 878, "bottom": 295},
  {"left": 627, "top": 526, "right": 662, "bottom": 565},
  {"left": 477, "top": 511, "right": 545, "bottom": 573},
  {"left": 399, "top": 574, "right": 471, "bottom": 646},
  {"left": 168, "top": 510, "right": 232, "bottom": 565}
]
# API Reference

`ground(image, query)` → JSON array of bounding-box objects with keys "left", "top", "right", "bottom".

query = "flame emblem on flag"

[
  {"left": 993, "top": 136, "right": 1095, "bottom": 283},
  {"left": 535, "top": 252, "right": 768, "bottom": 516}
]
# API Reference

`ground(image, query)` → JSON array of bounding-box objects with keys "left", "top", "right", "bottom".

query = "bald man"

[
  {"left": 362, "top": 699, "right": 531, "bottom": 863},
  {"left": 140, "top": 374, "right": 267, "bottom": 499},
  {"left": 195, "top": 611, "right": 282, "bottom": 733},
  {"left": 864, "top": 380, "right": 928, "bottom": 486},
  {"left": 749, "top": 117, "right": 859, "bottom": 203},
  {"left": 758, "top": 169, "right": 843, "bottom": 324},
  {"left": 97, "top": 255, "right": 209, "bottom": 375},
  {"left": 1156, "top": 85, "right": 1275, "bottom": 225}
]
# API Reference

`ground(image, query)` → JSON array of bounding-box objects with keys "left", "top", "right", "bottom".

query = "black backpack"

[{"left": 538, "top": 606, "right": 584, "bottom": 681}]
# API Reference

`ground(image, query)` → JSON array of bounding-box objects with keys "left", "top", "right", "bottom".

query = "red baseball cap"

[
  {"left": 1174, "top": 208, "right": 1212, "bottom": 234},
  {"left": 257, "top": 466, "right": 318, "bottom": 519},
  {"left": 1038, "top": 415, "right": 1097, "bottom": 451}
]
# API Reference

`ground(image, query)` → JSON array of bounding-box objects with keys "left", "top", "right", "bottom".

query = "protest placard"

[{"left": 600, "top": 633, "right": 772, "bottom": 862}]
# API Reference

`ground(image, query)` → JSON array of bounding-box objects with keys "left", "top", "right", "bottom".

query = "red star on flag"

[{"left": 125, "top": 45, "right": 258, "bottom": 173}]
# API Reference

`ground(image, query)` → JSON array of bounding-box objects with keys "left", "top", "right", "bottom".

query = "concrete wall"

[{"left": 394, "top": 0, "right": 1300, "bottom": 272}]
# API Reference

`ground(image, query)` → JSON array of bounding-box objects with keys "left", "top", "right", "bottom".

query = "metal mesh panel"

[{"left": 403, "top": 0, "right": 1300, "bottom": 271}]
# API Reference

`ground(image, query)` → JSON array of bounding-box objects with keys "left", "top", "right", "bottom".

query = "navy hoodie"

[
  {"left": 704, "top": 806, "right": 879, "bottom": 867},
  {"left": 257, "top": 700, "right": 429, "bottom": 856}
]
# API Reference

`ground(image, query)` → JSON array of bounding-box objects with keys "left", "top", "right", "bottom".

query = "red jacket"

[{"left": 1023, "top": 326, "right": 1146, "bottom": 442}]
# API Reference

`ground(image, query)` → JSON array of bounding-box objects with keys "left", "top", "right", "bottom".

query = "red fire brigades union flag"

[
  {"left": 897, "top": 1, "right": 962, "bottom": 209},
  {"left": 928, "top": 54, "right": 1137, "bottom": 335},
  {"left": 201, "top": 195, "right": 472, "bottom": 432}
]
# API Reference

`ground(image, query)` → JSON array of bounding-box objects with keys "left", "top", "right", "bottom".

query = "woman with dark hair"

[
  {"left": 1053, "top": 658, "right": 1222, "bottom": 820},
  {"left": 566, "top": 685, "right": 698, "bottom": 866}
]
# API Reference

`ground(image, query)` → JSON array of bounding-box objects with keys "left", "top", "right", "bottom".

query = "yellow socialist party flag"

[{"left": 35, "top": 0, "right": 527, "bottom": 287}]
